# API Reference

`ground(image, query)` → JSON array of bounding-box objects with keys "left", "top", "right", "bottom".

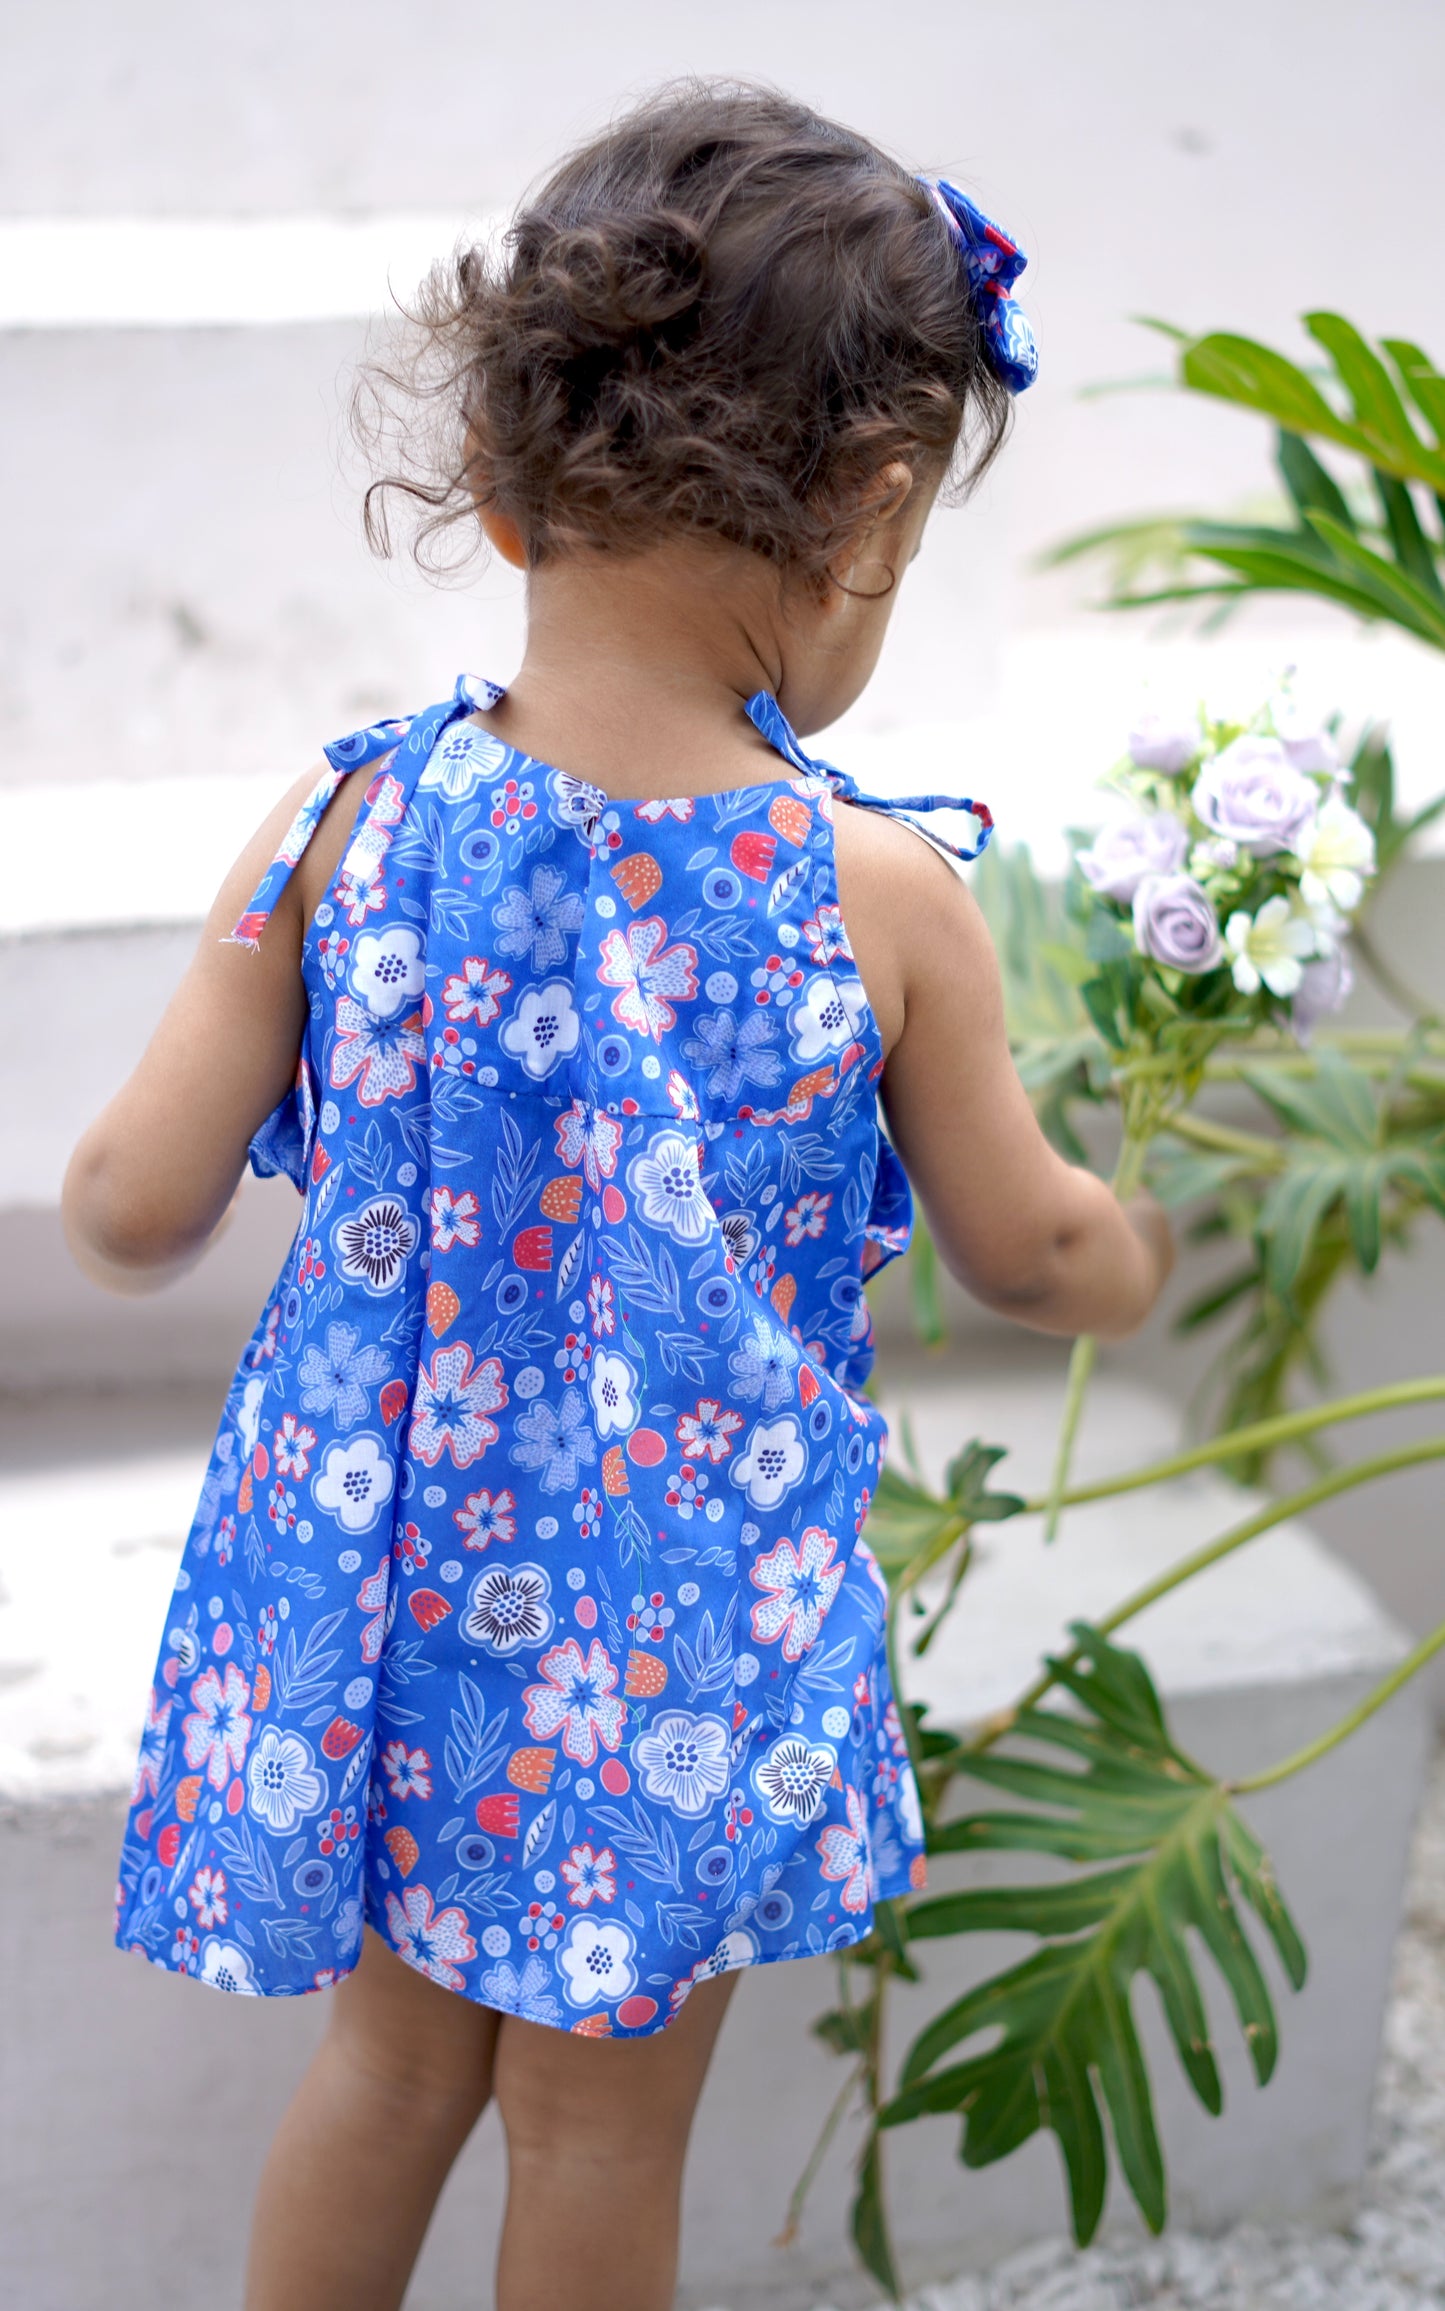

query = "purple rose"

[
  {"left": 1191, "top": 736, "right": 1319, "bottom": 856},
  {"left": 1128, "top": 710, "right": 1201, "bottom": 774},
  {"left": 1132, "top": 874, "right": 1224, "bottom": 975},
  {"left": 1077, "top": 812, "right": 1190, "bottom": 903},
  {"left": 1292, "top": 943, "right": 1354, "bottom": 1045}
]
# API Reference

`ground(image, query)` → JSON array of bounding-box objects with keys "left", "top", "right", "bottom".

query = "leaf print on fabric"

[
  {"left": 681, "top": 1006, "right": 783, "bottom": 1101},
  {"left": 441, "top": 955, "right": 512, "bottom": 1028},
  {"left": 347, "top": 926, "right": 425, "bottom": 1020},
  {"left": 509, "top": 1390, "right": 597, "bottom": 1493},
  {"left": 554, "top": 1099, "right": 624, "bottom": 1190},
  {"left": 493, "top": 863, "right": 586, "bottom": 972},
  {"left": 497, "top": 981, "right": 582, "bottom": 1080},
  {"left": 626, "top": 1129, "right": 711, "bottom": 1244},
  {"left": 597, "top": 915, "right": 698, "bottom": 1040},
  {"left": 385, "top": 1883, "right": 478, "bottom": 1990},
  {"left": 728, "top": 1313, "right": 800, "bottom": 1410},
  {"left": 632, "top": 1710, "right": 732, "bottom": 1816},
  {"left": 329, "top": 996, "right": 426, "bottom": 1104},
  {"left": 332, "top": 1196, "right": 420, "bottom": 1294},
  {"left": 750, "top": 1527, "right": 846, "bottom": 1661},
  {"left": 730, "top": 1414, "right": 808, "bottom": 1509},
  {"left": 461, "top": 1563, "right": 554, "bottom": 1656},
  {"left": 411, "top": 1346, "right": 508, "bottom": 1468},
  {"left": 523, "top": 1638, "right": 626, "bottom": 1764}
]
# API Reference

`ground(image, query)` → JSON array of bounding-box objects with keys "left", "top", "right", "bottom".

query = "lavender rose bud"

[
  {"left": 1076, "top": 811, "right": 1190, "bottom": 903},
  {"left": 1128, "top": 709, "right": 1202, "bottom": 774},
  {"left": 1292, "top": 944, "right": 1354, "bottom": 1045},
  {"left": 1191, "top": 735, "right": 1319, "bottom": 856},
  {"left": 1132, "top": 874, "right": 1224, "bottom": 975}
]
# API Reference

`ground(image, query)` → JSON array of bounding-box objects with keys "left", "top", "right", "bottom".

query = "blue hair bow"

[{"left": 924, "top": 177, "right": 1038, "bottom": 394}]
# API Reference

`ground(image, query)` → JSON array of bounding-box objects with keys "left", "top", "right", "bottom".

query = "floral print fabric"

[{"left": 115, "top": 675, "right": 984, "bottom": 2034}]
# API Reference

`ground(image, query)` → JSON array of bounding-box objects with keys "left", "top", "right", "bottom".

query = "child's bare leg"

[
  {"left": 244, "top": 1925, "right": 500, "bottom": 2311},
  {"left": 492, "top": 1973, "right": 737, "bottom": 2311}
]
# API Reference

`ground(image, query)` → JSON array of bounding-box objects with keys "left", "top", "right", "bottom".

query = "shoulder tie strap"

[
  {"left": 742, "top": 690, "right": 993, "bottom": 864},
  {"left": 227, "top": 674, "right": 500, "bottom": 948}
]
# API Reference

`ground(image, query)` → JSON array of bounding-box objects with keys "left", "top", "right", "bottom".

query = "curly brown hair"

[{"left": 358, "top": 79, "right": 1014, "bottom": 591}]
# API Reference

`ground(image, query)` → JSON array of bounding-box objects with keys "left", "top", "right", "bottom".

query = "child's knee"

[{"left": 328, "top": 1927, "right": 497, "bottom": 2115}]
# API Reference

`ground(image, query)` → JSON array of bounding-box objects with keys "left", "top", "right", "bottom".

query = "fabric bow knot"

[{"left": 924, "top": 177, "right": 1039, "bottom": 395}]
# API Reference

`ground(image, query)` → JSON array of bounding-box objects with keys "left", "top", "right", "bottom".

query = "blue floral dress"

[{"left": 114, "top": 675, "right": 992, "bottom": 2034}]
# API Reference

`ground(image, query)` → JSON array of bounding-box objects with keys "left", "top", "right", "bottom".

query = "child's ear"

[
  {"left": 480, "top": 508, "right": 529, "bottom": 569},
  {"left": 824, "top": 461, "right": 916, "bottom": 602}
]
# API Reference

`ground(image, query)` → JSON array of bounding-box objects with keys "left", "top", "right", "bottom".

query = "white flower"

[
  {"left": 1192, "top": 736, "right": 1320, "bottom": 856},
  {"left": 418, "top": 724, "right": 510, "bottom": 799},
  {"left": 312, "top": 1433, "right": 396, "bottom": 1533},
  {"left": 198, "top": 1937, "right": 259, "bottom": 1995},
  {"left": 1293, "top": 944, "right": 1355, "bottom": 1044},
  {"left": 498, "top": 981, "right": 582, "bottom": 1080},
  {"left": 332, "top": 1196, "right": 420, "bottom": 1295},
  {"left": 246, "top": 1726, "right": 326, "bottom": 1834},
  {"left": 632, "top": 1710, "right": 732, "bottom": 1815},
  {"left": 588, "top": 1348, "right": 639, "bottom": 1438},
  {"left": 752, "top": 1734, "right": 836, "bottom": 1823},
  {"left": 1127, "top": 708, "right": 1202, "bottom": 774},
  {"left": 559, "top": 1916, "right": 638, "bottom": 2009},
  {"left": 1292, "top": 793, "right": 1375, "bottom": 913},
  {"left": 729, "top": 1415, "right": 807, "bottom": 1509},
  {"left": 461, "top": 1562, "right": 553, "bottom": 1654},
  {"left": 348, "top": 926, "right": 425, "bottom": 1020},
  {"left": 788, "top": 975, "right": 868, "bottom": 1063},
  {"left": 1272, "top": 698, "right": 1340, "bottom": 776},
  {"left": 627, "top": 1129, "right": 711, "bottom": 1243},
  {"left": 1223, "top": 897, "right": 1318, "bottom": 998},
  {"left": 1076, "top": 812, "right": 1189, "bottom": 903}
]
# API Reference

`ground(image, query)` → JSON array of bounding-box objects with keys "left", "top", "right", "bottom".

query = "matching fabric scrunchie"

[{"left": 923, "top": 176, "right": 1039, "bottom": 395}]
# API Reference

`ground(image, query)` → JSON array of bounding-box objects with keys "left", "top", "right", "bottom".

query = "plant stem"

[
  {"left": 773, "top": 2049, "right": 864, "bottom": 2247},
  {"left": 1164, "top": 1111, "right": 1286, "bottom": 1168},
  {"left": 1231, "top": 1611, "right": 1445, "bottom": 1794},
  {"left": 1022, "top": 1374, "right": 1445, "bottom": 1515},
  {"left": 983, "top": 1433, "right": 1445, "bottom": 1746},
  {"left": 1042, "top": 1127, "right": 1152, "bottom": 1541}
]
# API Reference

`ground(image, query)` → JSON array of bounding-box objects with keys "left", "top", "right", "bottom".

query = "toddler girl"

[{"left": 66, "top": 80, "right": 1171, "bottom": 2311}]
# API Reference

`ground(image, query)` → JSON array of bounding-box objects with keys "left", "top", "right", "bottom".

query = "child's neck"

[{"left": 473, "top": 542, "right": 794, "bottom": 801}]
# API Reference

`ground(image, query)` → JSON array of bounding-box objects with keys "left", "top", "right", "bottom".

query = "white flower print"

[
  {"left": 312, "top": 1433, "right": 396, "bottom": 1533},
  {"left": 329, "top": 995, "right": 426, "bottom": 1104},
  {"left": 788, "top": 973, "right": 868, "bottom": 1063},
  {"left": 523, "top": 1637, "right": 626, "bottom": 1764},
  {"left": 380, "top": 1738, "right": 434, "bottom": 1800},
  {"left": 681, "top": 1007, "right": 783, "bottom": 1101},
  {"left": 297, "top": 1321, "right": 391, "bottom": 1432},
  {"left": 816, "top": 1784, "right": 873, "bottom": 1912},
  {"left": 348, "top": 926, "right": 425, "bottom": 1020},
  {"left": 441, "top": 955, "right": 512, "bottom": 1029},
  {"left": 493, "top": 863, "right": 586, "bottom": 973},
  {"left": 429, "top": 1186, "right": 482, "bottom": 1253},
  {"left": 332, "top": 1196, "right": 420, "bottom": 1295},
  {"left": 384, "top": 1883, "right": 478, "bottom": 1991},
  {"left": 498, "top": 981, "right": 582, "bottom": 1080},
  {"left": 627, "top": 1128, "right": 711, "bottom": 1243},
  {"left": 133, "top": 1688, "right": 173, "bottom": 1803},
  {"left": 753, "top": 1734, "right": 836, "bottom": 1823},
  {"left": 597, "top": 915, "right": 698, "bottom": 1040},
  {"left": 554, "top": 1099, "right": 624, "bottom": 1190},
  {"left": 730, "top": 1414, "right": 807, "bottom": 1509},
  {"left": 675, "top": 1397, "right": 743, "bottom": 1462},
  {"left": 462, "top": 1562, "right": 554, "bottom": 1655},
  {"left": 181, "top": 1662, "right": 252, "bottom": 1792},
  {"left": 588, "top": 1347, "right": 639, "bottom": 1439},
  {"left": 453, "top": 1484, "right": 517, "bottom": 1551},
  {"left": 559, "top": 1917, "right": 638, "bottom": 2009},
  {"left": 417, "top": 723, "right": 509, "bottom": 799},
  {"left": 247, "top": 1726, "right": 326, "bottom": 1834},
  {"left": 632, "top": 1710, "right": 732, "bottom": 1816},
  {"left": 479, "top": 1955, "right": 563, "bottom": 2025},
  {"left": 188, "top": 1866, "right": 229, "bottom": 1929},
  {"left": 410, "top": 1345, "right": 508, "bottom": 1468},
  {"left": 198, "top": 1937, "right": 260, "bottom": 1995},
  {"left": 510, "top": 1390, "right": 597, "bottom": 1492},
  {"left": 749, "top": 1526, "right": 845, "bottom": 1661},
  {"left": 560, "top": 1842, "right": 617, "bottom": 1906},
  {"left": 728, "top": 1313, "right": 799, "bottom": 1410}
]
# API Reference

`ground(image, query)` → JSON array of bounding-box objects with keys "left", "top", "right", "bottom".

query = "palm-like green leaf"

[
  {"left": 878, "top": 1626, "right": 1306, "bottom": 2246},
  {"left": 1244, "top": 1051, "right": 1445, "bottom": 1288}
]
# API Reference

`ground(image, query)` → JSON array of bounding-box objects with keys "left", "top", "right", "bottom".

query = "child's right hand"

[{"left": 834, "top": 804, "right": 1176, "bottom": 1344}]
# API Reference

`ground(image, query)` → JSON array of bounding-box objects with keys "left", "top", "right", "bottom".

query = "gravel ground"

[{"left": 817, "top": 1750, "right": 1445, "bottom": 2311}]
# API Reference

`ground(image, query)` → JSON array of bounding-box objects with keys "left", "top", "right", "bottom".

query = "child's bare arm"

[
  {"left": 62, "top": 765, "right": 358, "bottom": 1295},
  {"left": 838, "top": 813, "right": 1172, "bottom": 1341}
]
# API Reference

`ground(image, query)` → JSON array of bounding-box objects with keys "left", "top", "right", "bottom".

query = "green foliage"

[
  {"left": 882, "top": 1629, "right": 1307, "bottom": 2250},
  {"left": 1245, "top": 1050, "right": 1445, "bottom": 1289},
  {"left": 1048, "top": 315, "right": 1445, "bottom": 650}
]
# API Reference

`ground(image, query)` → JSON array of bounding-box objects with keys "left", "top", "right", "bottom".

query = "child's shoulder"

[{"left": 831, "top": 790, "right": 986, "bottom": 1055}]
